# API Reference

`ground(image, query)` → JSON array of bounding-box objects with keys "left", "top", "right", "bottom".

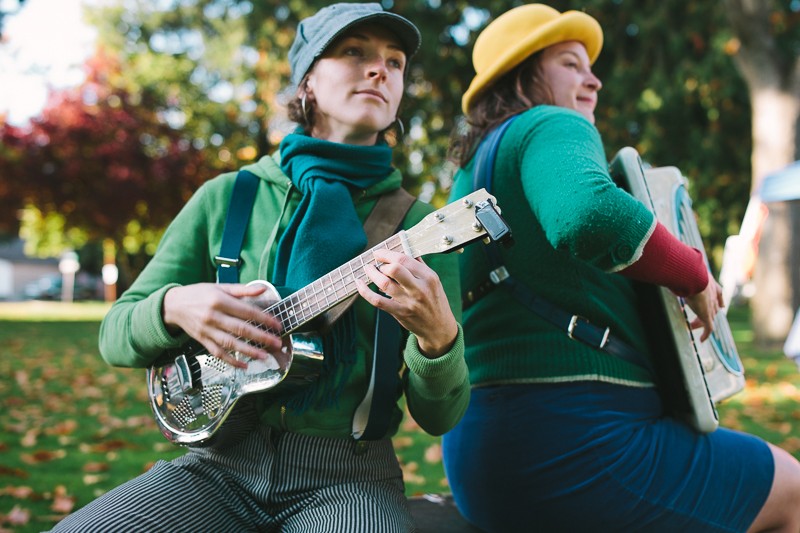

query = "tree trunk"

[
  {"left": 723, "top": 0, "right": 800, "bottom": 348},
  {"left": 752, "top": 201, "right": 797, "bottom": 346},
  {"left": 749, "top": 89, "right": 799, "bottom": 348}
]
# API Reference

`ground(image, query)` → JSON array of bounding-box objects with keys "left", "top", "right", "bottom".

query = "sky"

[{"left": 0, "top": 0, "right": 97, "bottom": 125}]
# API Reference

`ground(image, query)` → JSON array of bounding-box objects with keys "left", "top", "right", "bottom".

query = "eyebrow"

[
  {"left": 556, "top": 50, "right": 582, "bottom": 61},
  {"left": 554, "top": 49, "right": 590, "bottom": 67},
  {"left": 344, "top": 32, "right": 405, "bottom": 54}
]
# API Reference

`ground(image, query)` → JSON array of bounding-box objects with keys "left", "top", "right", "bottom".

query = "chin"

[
  {"left": 359, "top": 119, "right": 394, "bottom": 135},
  {"left": 577, "top": 108, "right": 595, "bottom": 124}
]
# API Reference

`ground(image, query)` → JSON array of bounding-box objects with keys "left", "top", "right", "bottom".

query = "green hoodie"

[{"left": 99, "top": 153, "right": 469, "bottom": 439}]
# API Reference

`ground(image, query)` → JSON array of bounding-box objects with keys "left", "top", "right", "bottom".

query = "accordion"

[{"left": 610, "top": 147, "right": 745, "bottom": 433}]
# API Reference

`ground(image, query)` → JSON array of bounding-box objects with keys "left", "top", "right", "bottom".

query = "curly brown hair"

[{"left": 449, "top": 52, "right": 553, "bottom": 168}]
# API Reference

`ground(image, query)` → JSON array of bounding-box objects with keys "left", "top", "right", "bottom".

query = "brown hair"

[{"left": 449, "top": 52, "right": 553, "bottom": 167}]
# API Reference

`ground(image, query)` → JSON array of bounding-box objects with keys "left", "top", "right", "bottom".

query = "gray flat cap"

[{"left": 288, "top": 2, "right": 421, "bottom": 88}]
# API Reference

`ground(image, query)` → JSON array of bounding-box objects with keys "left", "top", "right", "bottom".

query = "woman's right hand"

[
  {"left": 684, "top": 278, "right": 724, "bottom": 342},
  {"left": 162, "top": 283, "right": 284, "bottom": 368}
]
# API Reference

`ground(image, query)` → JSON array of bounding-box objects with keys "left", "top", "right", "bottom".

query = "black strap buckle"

[{"left": 567, "top": 315, "right": 611, "bottom": 349}]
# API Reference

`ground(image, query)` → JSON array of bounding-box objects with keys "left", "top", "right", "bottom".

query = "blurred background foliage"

[{"left": 0, "top": 0, "right": 798, "bottom": 312}]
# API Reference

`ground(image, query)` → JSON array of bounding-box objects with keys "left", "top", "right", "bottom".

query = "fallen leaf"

[
  {"left": 82, "top": 462, "right": 109, "bottom": 473},
  {"left": 50, "top": 486, "right": 76, "bottom": 514},
  {"left": 151, "top": 442, "right": 175, "bottom": 453},
  {"left": 14, "top": 371, "right": 30, "bottom": 389},
  {"left": 0, "top": 466, "right": 28, "bottom": 478},
  {"left": 401, "top": 464, "right": 425, "bottom": 485},
  {"left": 20, "top": 428, "right": 39, "bottom": 448},
  {"left": 764, "top": 364, "right": 778, "bottom": 379},
  {"left": 401, "top": 416, "right": 420, "bottom": 432},
  {"left": 0, "top": 486, "right": 34, "bottom": 499},
  {"left": 20, "top": 449, "right": 66, "bottom": 464},
  {"left": 424, "top": 443, "right": 442, "bottom": 464},
  {"left": 5, "top": 505, "right": 30, "bottom": 526},
  {"left": 392, "top": 436, "right": 413, "bottom": 449},
  {"left": 46, "top": 420, "right": 78, "bottom": 436},
  {"left": 79, "top": 386, "right": 103, "bottom": 399},
  {"left": 780, "top": 436, "right": 800, "bottom": 454},
  {"left": 82, "top": 474, "right": 106, "bottom": 486},
  {"left": 85, "top": 439, "right": 129, "bottom": 453},
  {"left": 4, "top": 397, "right": 25, "bottom": 408}
]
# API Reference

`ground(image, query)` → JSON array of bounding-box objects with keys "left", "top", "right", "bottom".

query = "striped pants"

[{"left": 50, "top": 426, "right": 414, "bottom": 532}]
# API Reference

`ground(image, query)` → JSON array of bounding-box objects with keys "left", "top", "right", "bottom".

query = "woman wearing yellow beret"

[{"left": 442, "top": 4, "right": 800, "bottom": 532}]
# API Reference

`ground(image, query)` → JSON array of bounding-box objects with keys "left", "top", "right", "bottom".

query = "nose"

[
  {"left": 585, "top": 71, "right": 602, "bottom": 91},
  {"left": 366, "top": 56, "right": 388, "bottom": 81}
]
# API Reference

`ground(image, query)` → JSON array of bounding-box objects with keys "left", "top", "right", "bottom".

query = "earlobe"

[{"left": 303, "top": 75, "right": 315, "bottom": 95}]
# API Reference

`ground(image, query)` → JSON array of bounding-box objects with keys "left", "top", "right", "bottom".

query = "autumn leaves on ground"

[
  {"left": 2, "top": 302, "right": 799, "bottom": 532},
  {"left": 0, "top": 302, "right": 449, "bottom": 532}
]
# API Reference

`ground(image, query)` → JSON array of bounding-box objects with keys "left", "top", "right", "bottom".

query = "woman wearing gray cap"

[{"left": 52, "top": 4, "right": 468, "bottom": 532}]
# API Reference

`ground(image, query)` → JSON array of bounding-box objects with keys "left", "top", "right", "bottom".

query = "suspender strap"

[
  {"left": 472, "top": 116, "right": 518, "bottom": 194},
  {"left": 468, "top": 116, "right": 653, "bottom": 373},
  {"left": 215, "top": 170, "right": 260, "bottom": 283}
]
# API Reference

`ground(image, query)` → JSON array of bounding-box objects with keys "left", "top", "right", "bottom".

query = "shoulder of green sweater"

[
  {"left": 518, "top": 104, "right": 598, "bottom": 126},
  {"left": 503, "top": 105, "right": 605, "bottom": 173},
  {"left": 510, "top": 105, "right": 601, "bottom": 143},
  {"left": 237, "top": 152, "right": 292, "bottom": 190},
  {"left": 190, "top": 155, "right": 291, "bottom": 206}
]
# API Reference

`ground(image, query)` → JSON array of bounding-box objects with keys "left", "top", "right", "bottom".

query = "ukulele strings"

[{"left": 234, "top": 218, "right": 456, "bottom": 352}]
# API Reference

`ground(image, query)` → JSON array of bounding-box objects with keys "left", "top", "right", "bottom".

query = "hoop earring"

[
  {"left": 301, "top": 94, "right": 309, "bottom": 124},
  {"left": 395, "top": 117, "right": 405, "bottom": 136}
]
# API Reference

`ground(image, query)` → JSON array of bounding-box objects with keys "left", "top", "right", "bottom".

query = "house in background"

[{"left": 0, "top": 239, "right": 59, "bottom": 300}]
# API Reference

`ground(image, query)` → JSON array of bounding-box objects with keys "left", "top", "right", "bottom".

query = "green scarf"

[{"left": 275, "top": 130, "right": 393, "bottom": 411}]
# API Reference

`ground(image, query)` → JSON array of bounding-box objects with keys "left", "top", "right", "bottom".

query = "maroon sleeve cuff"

[{"left": 620, "top": 222, "right": 708, "bottom": 296}]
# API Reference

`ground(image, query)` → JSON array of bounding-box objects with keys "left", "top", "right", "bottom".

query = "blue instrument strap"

[
  {"left": 216, "top": 170, "right": 259, "bottom": 283},
  {"left": 469, "top": 115, "right": 653, "bottom": 374}
]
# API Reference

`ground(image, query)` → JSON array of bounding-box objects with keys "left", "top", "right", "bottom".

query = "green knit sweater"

[
  {"left": 450, "top": 105, "right": 657, "bottom": 388},
  {"left": 99, "top": 153, "right": 469, "bottom": 439}
]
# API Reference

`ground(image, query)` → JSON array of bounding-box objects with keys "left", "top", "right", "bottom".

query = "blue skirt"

[{"left": 442, "top": 381, "right": 773, "bottom": 533}]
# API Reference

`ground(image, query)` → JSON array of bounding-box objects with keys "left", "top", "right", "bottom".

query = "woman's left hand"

[
  {"left": 356, "top": 248, "right": 458, "bottom": 358},
  {"left": 685, "top": 278, "right": 725, "bottom": 342}
]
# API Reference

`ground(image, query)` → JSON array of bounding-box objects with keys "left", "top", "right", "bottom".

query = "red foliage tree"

[
  {"left": 1, "top": 51, "right": 214, "bottom": 252},
  {"left": 0, "top": 121, "right": 28, "bottom": 236}
]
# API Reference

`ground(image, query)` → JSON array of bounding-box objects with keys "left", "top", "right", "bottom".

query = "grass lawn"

[{"left": 1, "top": 301, "right": 799, "bottom": 531}]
